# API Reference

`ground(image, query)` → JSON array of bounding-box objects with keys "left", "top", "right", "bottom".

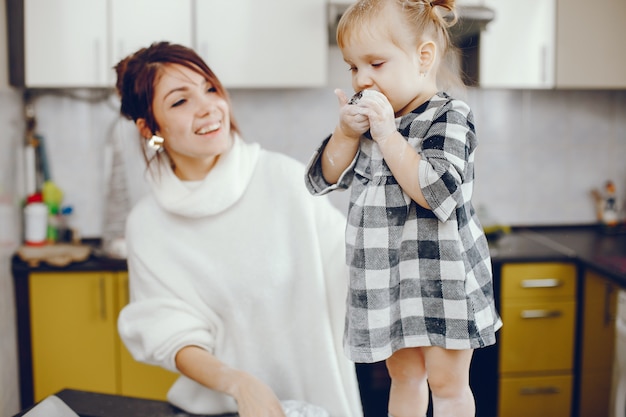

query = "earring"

[{"left": 148, "top": 135, "right": 164, "bottom": 151}]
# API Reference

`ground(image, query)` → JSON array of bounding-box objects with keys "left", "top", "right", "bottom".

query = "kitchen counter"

[
  {"left": 488, "top": 225, "right": 626, "bottom": 288},
  {"left": 11, "top": 226, "right": 626, "bottom": 286},
  {"left": 14, "top": 389, "right": 236, "bottom": 417}
]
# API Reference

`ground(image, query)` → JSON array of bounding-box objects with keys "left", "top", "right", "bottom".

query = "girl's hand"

[
  {"left": 356, "top": 90, "right": 397, "bottom": 144},
  {"left": 231, "top": 371, "right": 286, "bottom": 417},
  {"left": 335, "top": 89, "right": 370, "bottom": 140}
]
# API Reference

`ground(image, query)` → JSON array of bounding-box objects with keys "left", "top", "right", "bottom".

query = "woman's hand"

[
  {"left": 230, "top": 371, "right": 286, "bottom": 417},
  {"left": 335, "top": 89, "right": 370, "bottom": 140},
  {"left": 175, "top": 346, "right": 285, "bottom": 417}
]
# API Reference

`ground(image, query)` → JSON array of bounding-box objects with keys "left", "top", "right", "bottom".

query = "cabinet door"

[
  {"left": 23, "top": 0, "right": 108, "bottom": 87},
  {"left": 578, "top": 270, "right": 618, "bottom": 417},
  {"left": 29, "top": 272, "right": 118, "bottom": 401},
  {"left": 194, "top": 0, "right": 327, "bottom": 88},
  {"left": 501, "top": 263, "right": 576, "bottom": 301},
  {"left": 116, "top": 273, "right": 179, "bottom": 400},
  {"left": 479, "top": 0, "right": 556, "bottom": 88},
  {"left": 499, "top": 374, "right": 572, "bottom": 417},
  {"left": 500, "top": 263, "right": 577, "bottom": 373},
  {"left": 556, "top": 0, "right": 626, "bottom": 88},
  {"left": 110, "top": 0, "right": 193, "bottom": 85},
  {"left": 499, "top": 299, "right": 575, "bottom": 373}
]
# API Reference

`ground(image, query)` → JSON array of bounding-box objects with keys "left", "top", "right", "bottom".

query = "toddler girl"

[{"left": 305, "top": 1, "right": 502, "bottom": 416}]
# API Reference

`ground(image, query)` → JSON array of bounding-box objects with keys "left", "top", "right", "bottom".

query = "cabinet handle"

[
  {"left": 520, "top": 386, "right": 560, "bottom": 396},
  {"left": 521, "top": 278, "right": 561, "bottom": 288},
  {"left": 99, "top": 276, "right": 107, "bottom": 321},
  {"left": 520, "top": 309, "right": 562, "bottom": 319},
  {"left": 604, "top": 283, "right": 616, "bottom": 326}
]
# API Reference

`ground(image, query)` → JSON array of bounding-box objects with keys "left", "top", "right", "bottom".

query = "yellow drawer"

[
  {"left": 499, "top": 374, "right": 572, "bottom": 417},
  {"left": 501, "top": 263, "right": 576, "bottom": 301},
  {"left": 500, "top": 300, "right": 575, "bottom": 373}
]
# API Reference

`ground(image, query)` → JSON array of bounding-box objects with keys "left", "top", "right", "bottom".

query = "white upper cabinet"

[
  {"left": 555, "top": 0, "right": 626, "bottom": 89},
  {"left": 10, "top": 0, "right": 192, "bottom": 88},
  {"left": 478, "top": 0, "right": 626, "bottom": 89},
  {"left": 479, "top": 0, "right": 556, "bottom": 88},
  {"left": 110, "top": 0, "right": 193, "bottom": 80},
  {"left": 22, "top": 0, "right": 109, "bottom": 88},
  {"left": 194, "top": 0, "right": 327, "bottom": 88},
  {"left": 8, "top": 0, "right": 327, "bottom": 88}
]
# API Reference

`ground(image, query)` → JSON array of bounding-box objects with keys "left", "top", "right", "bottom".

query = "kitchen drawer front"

[
  {"left": 499, "top": 300, "right": 575, "bottom": 373},
  {"left": 498, "top": 374, "right": 572, "bottom": 417},
  {"left": 501, "top": 263, "right": 576, "bottom": 301}
]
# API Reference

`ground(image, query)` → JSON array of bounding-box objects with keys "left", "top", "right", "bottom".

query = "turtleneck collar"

[{"left": 148, "top": 134, "right": 261, "bottom": 217}]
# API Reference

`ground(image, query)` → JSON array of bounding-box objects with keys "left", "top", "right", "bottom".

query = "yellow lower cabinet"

[
  {"left": 499, "top": 375, "right": 572, "bottom": 417},
  {"left": 116, "top": 273, "right": 179, "bottom": 400},
  {"left": 499, "top": 299, "right": 576, "bottom": 373},
  {"left": 498, "top": 263, "right": 577, "bottom": 417},
  {"left": 578, "top": 270, "right": 617, "bottom": 417},
  {"left": 30, "top": 272, "right": 118, "bottom": 401},
  {"left": 29, "top": 271, "right": 178, "bottom": 403}
]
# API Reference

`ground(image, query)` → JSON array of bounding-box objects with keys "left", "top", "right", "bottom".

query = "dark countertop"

[
  {"left": 11, "top": 225, "right": 626, "bottom": 288},
  {"left": 14, "top": 389, "right": 236, "bottom": 417},
  {"left": 488, "top": 225, "right": 626, "bottom": 287}
]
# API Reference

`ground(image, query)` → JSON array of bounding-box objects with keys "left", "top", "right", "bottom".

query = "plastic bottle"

[
  {"left": 24, "top": 194, "right": 48, "bottom": 246},
  {"left": 47, "top": 204, "right": 59, "bottom": 244},
  {"left": 58, "top": 205, "right": 75, "bottom": 243}
]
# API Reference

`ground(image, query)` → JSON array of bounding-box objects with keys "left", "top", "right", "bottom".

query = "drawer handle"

[
  {"left": 521, "top": 278, "right": 562, "bottom": 288},
  {"left": 520, "top": 309, "right": 562, "bottom": 319},
  {"left": 520, "top": 386, "right": 560, "bottom": 396}
]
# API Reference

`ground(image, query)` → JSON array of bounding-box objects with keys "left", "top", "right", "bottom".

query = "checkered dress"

[{"left": 305, "top": 92, "right": 502, "bottom": 363}]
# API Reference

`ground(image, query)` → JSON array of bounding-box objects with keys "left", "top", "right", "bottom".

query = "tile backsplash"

[{"left": 2, "top": 84, "right": 625, "bottom": 239}]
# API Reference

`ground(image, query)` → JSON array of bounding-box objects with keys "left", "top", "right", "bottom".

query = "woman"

[{"left": 115, "top": 41, "right": 362, "bottom": 417}]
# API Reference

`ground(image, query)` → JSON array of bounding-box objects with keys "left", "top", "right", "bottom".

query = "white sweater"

[{"left": 117, "top": 136, "right": 362, "bottom": 417}]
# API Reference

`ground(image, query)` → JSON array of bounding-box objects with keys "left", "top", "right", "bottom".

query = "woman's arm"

[{"left": 175, "top": 346, "right": 285, "bottom": 417}]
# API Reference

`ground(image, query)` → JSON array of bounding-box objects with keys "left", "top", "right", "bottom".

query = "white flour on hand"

[{"left": 281, "top": 400, "right": 329, "bottom": 417}]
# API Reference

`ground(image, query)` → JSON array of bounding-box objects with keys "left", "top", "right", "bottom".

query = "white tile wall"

[
  {"left": 0, "top": 89, "right": 22, "bottom": 417},
  {"left": 2, "top": 47, "right": 626, "bottom": 417}
]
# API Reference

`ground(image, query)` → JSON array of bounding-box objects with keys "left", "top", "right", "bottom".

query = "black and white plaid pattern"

[{"left": 306, "top": 93, "right": 502, "bottom": 363}]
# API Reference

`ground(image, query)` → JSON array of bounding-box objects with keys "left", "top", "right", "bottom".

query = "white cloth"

[
  {"left": 21, "top": 396, "right": 79, "bottom": 417},
  {"left": 117, "top": 136, "right": 362, "bottom": 417}
]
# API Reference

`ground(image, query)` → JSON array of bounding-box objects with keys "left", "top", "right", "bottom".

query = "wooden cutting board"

[{"left": 17, "top": 244, "right": 92, "bottom": 267}]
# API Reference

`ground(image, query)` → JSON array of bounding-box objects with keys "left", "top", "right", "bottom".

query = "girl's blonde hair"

[{"left": 337, "top": 0, "right": 465, "bottom": 95}]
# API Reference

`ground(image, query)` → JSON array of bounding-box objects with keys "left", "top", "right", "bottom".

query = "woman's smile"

[{"left": 151, "top": 63, "right": 233, "bottom": 179}]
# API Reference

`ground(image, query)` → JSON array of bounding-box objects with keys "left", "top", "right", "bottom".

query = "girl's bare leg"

[
  {"left": 385, "top": 347, "right": 429, "bottom": 417},
  {"left": 422, "top": 346, "right": 475, "bottom": 417}
]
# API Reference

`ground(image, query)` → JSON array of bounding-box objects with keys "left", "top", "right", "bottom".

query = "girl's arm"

[
  {"left": 320, "top": 89, "right": 369, "bottom": 184},
  {"left": 175, "top": 346, "right": 285, "bottom": 417},
  {"left": 320, "top": 125, "right": 361, "bottom": 184},
  {"left": 375, "top": 132, "right": 431, "bottom": 209},
  {"left": 358, "top": 90, "right": 431, "bottom": 208}
]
